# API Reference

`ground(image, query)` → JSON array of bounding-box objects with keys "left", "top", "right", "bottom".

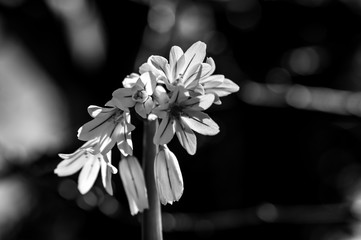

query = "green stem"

[{"left": 142, "top": 120, "right": 162, "bottom": 240}]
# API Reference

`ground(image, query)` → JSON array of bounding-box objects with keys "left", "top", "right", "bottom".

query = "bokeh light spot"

[
  {"left": 257, "top": 203, "right": 278, "bottom": 222},
  {"left": 162, "top": 212, "right": 177, "bottom": 232},
  {"left": 99, "top": 195, "right": 120, "bottom": 217},
  {"left": 226, "top": 0, "right": 261, "bottom": 30},
  {"left": 148, "top": 3, "right": 176, "bottom": 33},
  {"left": 58, "top": 179, "right": 78, "bottom": 200},
  {"left": 286, "top": 85, "right": 312, "bottom": 109},
  {"left": 285, "top": 47, "right": 326, "bottom": 76},
  {"left": 205, "top": 31, "right": 228, "bottom": 55}
]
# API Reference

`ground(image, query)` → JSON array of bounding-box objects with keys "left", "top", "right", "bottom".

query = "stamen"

[
  {"left": 132, "top": 90, "right": 149, "bottom": 103},
  {"left": 169, "top": 103, "right": 183, "bottom": 119},
  {"left": 111, "top": 110, "right": 123, "bottom": 124}
]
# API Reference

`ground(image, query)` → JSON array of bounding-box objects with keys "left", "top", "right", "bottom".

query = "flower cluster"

[{"left": 54, "top": 41, "right": 239, "bottom": 214}]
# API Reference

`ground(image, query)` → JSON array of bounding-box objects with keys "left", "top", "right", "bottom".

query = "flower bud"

[
  {"left": 119, "top": 156, "right": 149, "bottom": 215},
  {"left": 154, "top": 145, "right": 184, "bottom": 205}
]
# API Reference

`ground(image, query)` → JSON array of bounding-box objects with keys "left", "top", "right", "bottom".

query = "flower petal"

[
  {"left": 101, "top": 151, "right": 114, "bottom": 195},
  {"left": 77, "top": 116, "right": 114, "bottom": 141},
  {"left": 112, "top": 88, "right": 136, "bottom": 111},
  {"left": 175, "top": 119, "right": 197, "bottom": 155},
  {"left": 169, "top": 46, "right": 184, "bottom": 69},
  {"left": 119, "top": 157, "right": 149, "bottom": 215},
  {"left": 181, "top": 111, "right": 219, "bottom": 136},
  {"left": 203, "top": 57, "right": 216, "bottom": 78},
  {"left": 153, "top": 85, "right": 169, "bottom": 105},
  {"left": 169, "top": 86, "right": 189, "bottom": 105},
  {"left": 135, "top": 98, "right": 154, "bottom": 119},
  {"left": 199, "top": 74, "right": 224, "bottom": 86},
  {"left": 78, "top": 154, "right": 100, "bottom": 194},
  {"left": 123, "top": 73, "right": 140, "bottom": 88},
  {"left": 182, "top": 41, "right": 206, "bottom": 76},
  {"left": 114, "top": 117, "right": 134, "bottom": 156},
  {"left": 153, "top": 116, "right": 176, "bottom": 145},
  {"left": 182, "top": 62, "right": 214, "bottom": 89},
  {"left": 154, "top": 145, "right": 184, "bottom": 205},
  {"left": 55, "top": 151, "right": 88, "bottom": 176},
  {"left": 205, "top": 78, "right": 240, "bottom": 97},
  {"left": 182, "top": 94, "right": 215, "bottom": 111},
  {"left": 169, "top": 46, "right": 185, "bottom": 82},
  {"left": 152, "top": 103, "right": 169, "bottom": 119},
  {"left": 147, "top": 55, "right": 171, "bottom": 80},
  {"left": 87, "top": 105, "right": 115, "bottom": 118}
]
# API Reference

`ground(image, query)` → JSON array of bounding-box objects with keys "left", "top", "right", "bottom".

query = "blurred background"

[{"left": 1, "top": 0, "right": 361, "bottom": 239}]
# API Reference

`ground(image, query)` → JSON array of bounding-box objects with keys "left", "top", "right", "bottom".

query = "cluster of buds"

[{"left": 54, "top": 41, "right": 239, "bottom": 215}]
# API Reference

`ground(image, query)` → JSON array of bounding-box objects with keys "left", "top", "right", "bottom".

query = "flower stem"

[{"left": 142, "top": 120, "right": 162, "bottom": 240}]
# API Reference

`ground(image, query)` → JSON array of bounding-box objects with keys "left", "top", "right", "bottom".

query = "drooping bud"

[
  {"left": 119, "top": 156, "right": 149, "bottom": 215},
  {"left": 154, "top": 145, "right": 184, "bottom": 205}
]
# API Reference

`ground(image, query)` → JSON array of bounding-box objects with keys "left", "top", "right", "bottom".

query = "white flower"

[
  {"left": 139, "top": 41, "right": 239, "bottom": 104},
  {"left": 77, "top": 103, "right": 134, "bottom": 156},
  {"left": 54, "top": 138, "right": 117, "bottom": 195},
  {"left": 154, "top": 145, "right": 183, "bottom": 205},
  {"left": 112, "top": 72, "right": 157, "bottom": 118},
  {"left": 153, "top": 86, "right": 219, "bottom": 155},
  {"left": 118, "top": 156, "right": 149, "bottom": 215},
  {"left": 139, "top": 41, "right": 211, "bottom": 90}
]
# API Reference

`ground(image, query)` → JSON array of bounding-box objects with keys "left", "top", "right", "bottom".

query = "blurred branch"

[
  {"left": 162, "top": 203, "right": 351, "bottom": 233},
  {"left": 239, "top": 81, "right": 361, "bottom": 117}
]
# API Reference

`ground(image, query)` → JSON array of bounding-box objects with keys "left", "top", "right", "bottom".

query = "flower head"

[
  {"left": 77, "top": 102, "right": 135, "bottom": 156},
  {"left": 55, "top": 40, "right": 240, "bottom": 216},
  {"left": 140, "top": 41, "right": 212, "bottom": 91},
  {"left": 119, "top": 156, "right": 149, "bottom": 215},
  {"left": 139, "top": 41, "right": 239, "bottom": 105},
  {"left": 154, "top": 145, "right": 183, "bottom": 205},
  {"left": 54, "top": 138, "right": 117, "bottom": 195},
  {"left": 153, "top": 86, "right": 219, "bottom": 155},
  {"left": 112, "top": 72, "right": 157, "bottom": 118}
]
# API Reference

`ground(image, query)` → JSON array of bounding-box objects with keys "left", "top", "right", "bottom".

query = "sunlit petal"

[
  {"left": 54, "top": 151, "right": 88, "bottom": 176},
  {"left": 78, "top": 155, "right": 100, "bottom": 194},
  {"left": 175, "top": 120, "right": 197, "bottom": 155},
  {"left": 183, "top": 94, "right": 215, "bottom": 111},
  {"left": 183, "top": 62, "right": 214, "bottom": 89},
  {"left": 119, "top": 157, "right": 149, "bottom": 215},
  {"left": 148, "top": 55, "right": 171, "bottom": 79},
  {"left": 123, "top": 73, "right": 140, "bottom": 88},
  {"left": 101, "top": 151, "right": 114, "bottom": 195},
  {"left": 181, "top": 112, "right": 219, "bottom": 136},
  {"left": 153, "top": 85, "right": 169, "bottom": 105},
  {"left": 112, "top": 88, "right": 135, "bottom": 110},
  {"left": 169, "top": 86, "right": 190, "bottom": 104},
  {"left": 169, "top": 46, "right": 184, "bottom": 68},
  {"left": 115, "top": 119, "right": 134, "bottom": 156},
  {"left": 170, "top": 46, "right": 185, "bottom": 81},
  {"left": 206, "top": 78, "right": 240, "bottom": 97},
  {"left": 140, "top": 72, "right": 157, "bottom": 96},
  {"left": 154, "top": 145, "right": 184, "bottom": 205},
  {"left": 77, "top": 116, "right": 113, "bottom": 141},
  {"left": 199, "top": 74, "right": 224, "bottom": 86},
  {"left": 87, "top": 105, "right": 115, "bottom": 118},
  {"left": 182, "top": 41, "right": 206, "bottom": 76},
  {"left": 203, "top": 57, "right": 216, "bottom": 78},
  {"left": 153, "top": 116, "right": 175, "bottom": 145}
]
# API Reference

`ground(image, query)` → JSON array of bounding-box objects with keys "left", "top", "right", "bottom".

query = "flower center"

[
  {"left": 169, "top": 103, "right": 183, "bottom": 119},
  {"left": 112, "top": 110, "right": 123, "bottom": 123},
  {"left": 173, "top": 74, "right": 183, "bottom": 86},
  {"left": 132, "top": 90, "right": 148, "bottom": 103}
]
